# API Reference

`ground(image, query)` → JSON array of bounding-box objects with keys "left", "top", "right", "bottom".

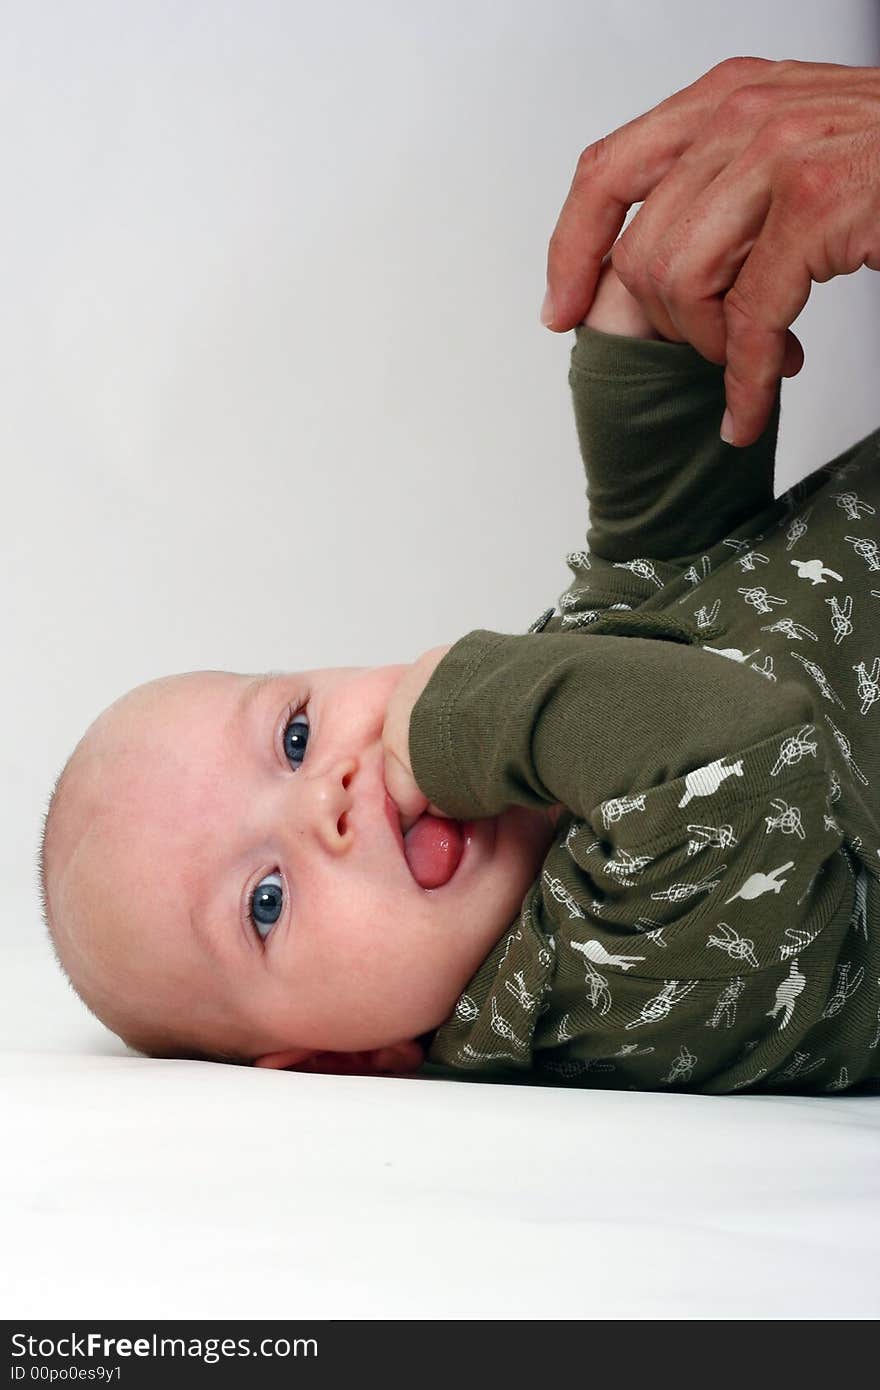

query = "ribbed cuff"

[
  {"left": 570, "top": 321, "right": 724, "bottom": 383},
  {"left": 408, "top": 630, "right": 508, "bottom": 819}
]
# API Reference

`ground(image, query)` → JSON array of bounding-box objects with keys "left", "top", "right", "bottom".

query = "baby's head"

[{"left": 39, "top": 664, "right": 556, "bottom": 1073}]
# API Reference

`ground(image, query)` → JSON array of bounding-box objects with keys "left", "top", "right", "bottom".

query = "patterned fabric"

[{"left": 410, "top": 324, "right": 879, "bottom": 1094}]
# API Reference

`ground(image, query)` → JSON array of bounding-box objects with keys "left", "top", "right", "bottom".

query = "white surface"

[
  {"left": 3, "top": 942, "right": 879, "bottom": 1320},
  {"left": 4, "top": 1051, "right": 880, "bottom": 1320},
  {"left": 3, "top": 1, "right": 879, "bottom": 1319}
]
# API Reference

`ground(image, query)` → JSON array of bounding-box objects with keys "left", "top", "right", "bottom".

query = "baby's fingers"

[
  {"left": 383, "top": 748, "right": 428, "bottom": 835},
  {"left": 382, "top": 644, "right": 454, "bottom": 831}
]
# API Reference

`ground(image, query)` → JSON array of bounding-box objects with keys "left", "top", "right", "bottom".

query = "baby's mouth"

[
  {"left": 401, "top": 812, "right": 464, "bottom": 889},
  {"left": 384, "top": 794, "right": 464, "bottom": 889}
]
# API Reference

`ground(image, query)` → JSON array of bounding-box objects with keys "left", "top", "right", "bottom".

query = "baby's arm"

[
  {"left": 408, "top": 627, "right": 846, "bottom": 1090},
  {"left": 382, "top": 268, "right": 670, "bottom": 833},
  {"left": 568, "top": 259, "right": 783, "bottom": 567}
]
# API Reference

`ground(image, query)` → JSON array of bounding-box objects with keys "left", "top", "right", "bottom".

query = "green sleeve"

[
  {"left": 408, "top": 629, "right": 815, "bottom": 824},
  {"left": 410, "top": 630, "right": 848, "bottom": 1094},
  {"left": 569, "top": 324, "right": 782, "bottom": 565}
]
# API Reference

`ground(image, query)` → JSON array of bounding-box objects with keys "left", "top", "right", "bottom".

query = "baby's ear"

[{"left": 253, "top": 1040, "right": 425, "bottom": 1076}]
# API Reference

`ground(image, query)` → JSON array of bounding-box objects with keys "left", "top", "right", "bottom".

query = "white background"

[{"left": 1, "top": 0, "right": 879, "bottom": 1323}]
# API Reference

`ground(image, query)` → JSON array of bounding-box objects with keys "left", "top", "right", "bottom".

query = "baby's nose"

[{"left": 299, "top": 760, "right": 356, "bottom": 848}]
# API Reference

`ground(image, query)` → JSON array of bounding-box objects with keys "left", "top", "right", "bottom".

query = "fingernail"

[
  {"left": 720, "top": 408, "right": 735, "bottom": 445},
  {"left": 540, "top": 285, "right": 555, "bottom": 328}
]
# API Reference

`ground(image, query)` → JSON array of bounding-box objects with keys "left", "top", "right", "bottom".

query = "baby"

[{"left": 39, "top": 262, "right": 880, "bottom": 1093}]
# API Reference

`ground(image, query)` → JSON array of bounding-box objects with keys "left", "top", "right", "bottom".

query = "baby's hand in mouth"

[
  {"left": 399, "top": 804, "right": 425, "bottom": 837},
  {"left": 395, "top": 792, "right": 453, "bottom": 838},
  {"left": 382, "top": 645, "right": 455, "bottom": 833}
]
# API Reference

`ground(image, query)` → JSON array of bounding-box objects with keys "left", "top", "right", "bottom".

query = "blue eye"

[
  {"left": 248, "top": 707, "right": 309, "bottom": 941},
  {"left": 283, "top": 711, "right": 309, "bottom": 767},
  {"left": 251, "top": 872, "right": 282, "bottom": 939}
]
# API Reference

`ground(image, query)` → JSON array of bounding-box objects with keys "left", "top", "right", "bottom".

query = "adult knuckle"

[
  {"left": 611, "top": 239, "right": 653, "bottom": 298},
  {"left": 575, "top": 136, "right": 609, "bottom": 181},
  {"left": 722, "top": 286, "right": 756, "bottom": 329},
  {"left": 645, "top": 250, "right": 674, "bottom": 292},
  {"left": 753, "top": 110, "right": 812, "bottom": 156},
  {"left": 609, "top": 235, "right": 632, "bottom": 275},
  {"left": 717, "top": 81, "right": 778, "bottom": 126},
  {"left": 709, "top": 55, "right": 773, "bottom": 85},
  {"left": 610, "top": 235, "right": 640, "bottom": 289},
  {"left": 778, "top": 154, "right": 838, "bottom": 208}
]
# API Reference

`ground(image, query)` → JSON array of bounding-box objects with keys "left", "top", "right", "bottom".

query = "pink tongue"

[{"left": 403, "top": 814, "right": 464, "bottom": 889}]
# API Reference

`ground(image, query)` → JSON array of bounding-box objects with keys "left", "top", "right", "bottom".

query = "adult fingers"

[
  {"left": 610, "top": 95, "right": 810, "bottom": 351},
  {"left": 616, "top": 133, "right": 782, "bottom": 367},
  {"left": 610, "top": 148, "right": 732, "bottom": 347},
  {"left": 719, "top": 216, "right": 815, "bottom": 447},
  {"left": 541, "top": 55, "right": 779, "bottom": 331},
  {"left": 721, "top": 129, "right": 880, "bottom": 446},
  {"left": 623, "top": 100, "right": 876, "bottom": 364}
]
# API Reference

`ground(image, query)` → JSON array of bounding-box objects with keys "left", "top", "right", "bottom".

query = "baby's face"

[{"left": 54, "top": 664, "right": 557, "bottom": 1060}]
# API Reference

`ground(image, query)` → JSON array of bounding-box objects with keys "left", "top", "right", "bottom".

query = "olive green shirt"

[{"left": 409, "top": 324, "right": 880, "bottom": 1095}]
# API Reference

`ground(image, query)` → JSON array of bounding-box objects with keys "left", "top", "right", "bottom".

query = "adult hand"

[{"left": 541, "top": 56, "right": 880, "bottom": 447}]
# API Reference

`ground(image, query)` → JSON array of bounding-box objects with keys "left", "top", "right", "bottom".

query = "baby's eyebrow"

[{"left": 238, "top": 671, "right": 283, "bottom": 723}]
